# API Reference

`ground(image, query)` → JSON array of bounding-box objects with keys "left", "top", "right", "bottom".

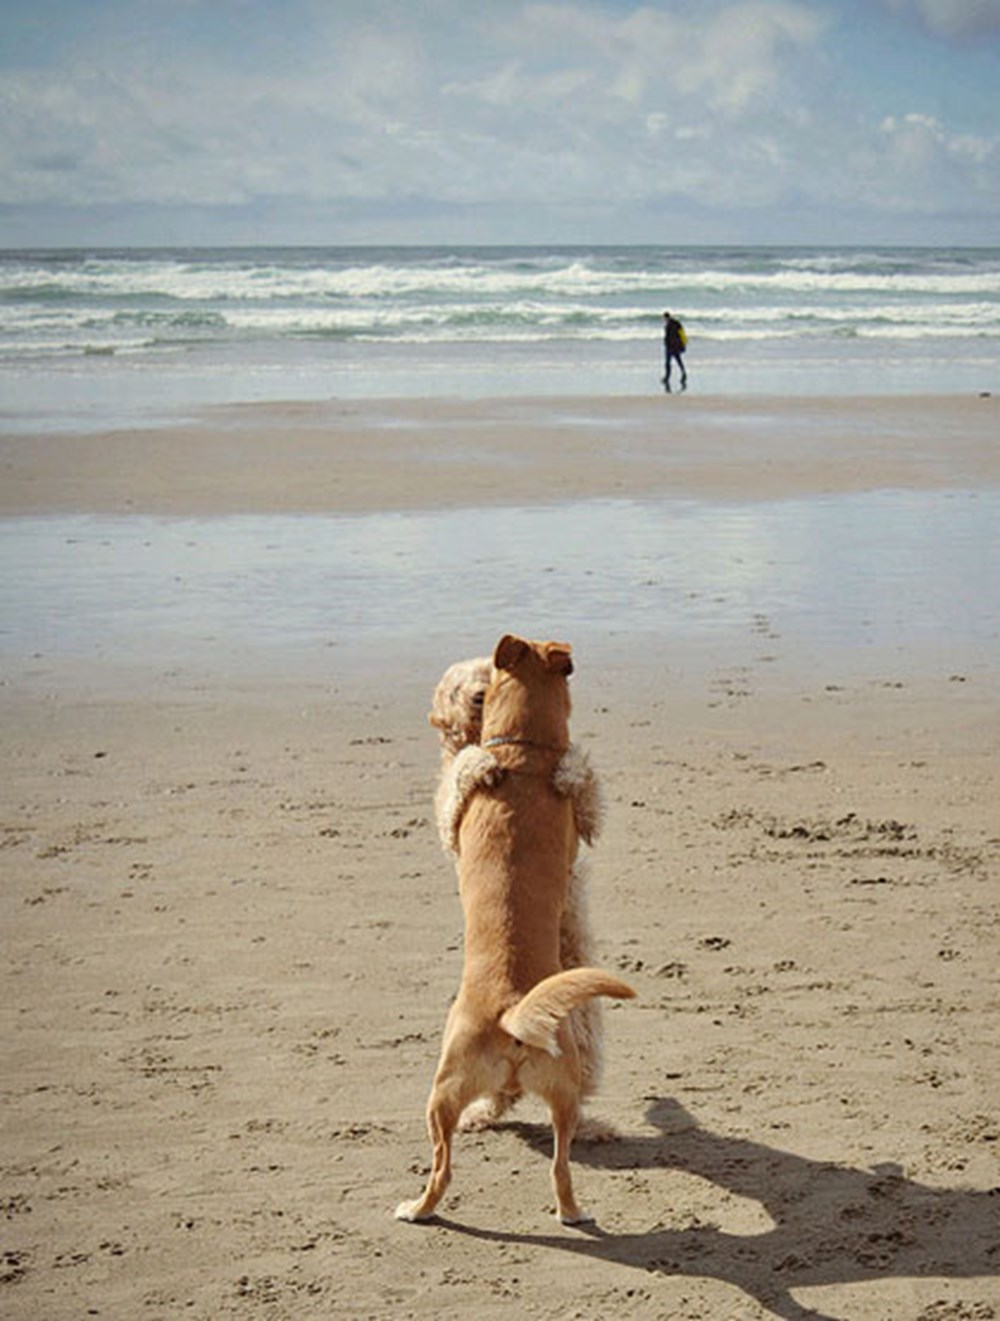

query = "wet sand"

[
  {"left": 1, "top": 395, "right": 998, "bottom": 1319},
  {"left": 2, "top": 393, "right": 998, "bottom": 514}
]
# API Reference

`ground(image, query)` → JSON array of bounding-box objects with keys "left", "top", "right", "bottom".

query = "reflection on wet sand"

[{"left": 1, "top": 489, "right": 996, "bottom": 685}]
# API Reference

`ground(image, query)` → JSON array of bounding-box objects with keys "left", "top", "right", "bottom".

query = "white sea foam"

[
  {"left": 5, "top": 250, "right": 998, "bottom": 305},
  {"left": 1, "top": 245, "right": 997, "bottom": 409}
]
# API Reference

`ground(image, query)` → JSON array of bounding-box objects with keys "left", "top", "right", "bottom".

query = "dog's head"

[
  {"left": 484, "top": 634, "right": 574, "bottom": 746},
  {"left": 494, "top": 634, "right": 573, "bottom": 678},
  {"left": 428, "top": 656, "right": 493, "bottom": 757}
]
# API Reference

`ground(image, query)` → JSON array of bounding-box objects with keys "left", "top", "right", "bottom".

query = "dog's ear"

[
  {"left": 544, "top": 643, "right": 574, "bottom": 676},
  {"left": 494, "top": 634, "right": 528, "bottom": 671},
  {"left": 428, "top": 711, "right": 447, "bottom": 730}
]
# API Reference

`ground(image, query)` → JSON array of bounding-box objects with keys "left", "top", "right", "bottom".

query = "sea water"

[{"left": 1, "top": 245, "right": 998, "bottom": 429}]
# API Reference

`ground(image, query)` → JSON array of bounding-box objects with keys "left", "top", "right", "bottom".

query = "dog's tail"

[{"left": 499, "top": 967, "right": 636, "bottom": 1057}]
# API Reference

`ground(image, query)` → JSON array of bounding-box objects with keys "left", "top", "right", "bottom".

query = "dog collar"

[{"left": 483, "top": 735, "right": 567, "bottom": 753}]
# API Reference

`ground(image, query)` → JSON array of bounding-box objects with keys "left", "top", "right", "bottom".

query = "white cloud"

[
  {"left": 875, "top": 112, "right": 999, "bottom": 206},
  {"left": 0, "top": 0, "right": 997, "bottom": 242},
  {"left": 880, "top": 0, "right": 1000, "bottom": 38},
  {"left": 679, "top": 2, "right": 829, "bottom": 110}
]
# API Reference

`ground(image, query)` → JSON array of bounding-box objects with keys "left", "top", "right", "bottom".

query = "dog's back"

[{"left": 457, "top": 752, "right": 575, "bottom": 1010}]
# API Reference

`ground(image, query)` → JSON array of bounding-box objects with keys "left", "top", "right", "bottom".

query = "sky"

[{"left": 1, "top": 0, "right": 998, "bottom": 247}]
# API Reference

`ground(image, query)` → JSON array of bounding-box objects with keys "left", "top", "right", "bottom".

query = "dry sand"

[{"left": 2, "top": 395, "right": 998, "bottom": 1319}]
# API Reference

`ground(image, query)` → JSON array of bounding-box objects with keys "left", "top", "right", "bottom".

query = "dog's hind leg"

[
  {"left": 395, "top": 1073, "right": 471, "bottom": 1222},
  {"left": 397, "top": 1017, "right": 497, "bottom": 1222},
  {"left": 548, "top": 1086, "right": 592, "bottom": 1225},
  {"left": 526, "top": 1038, "right": 593, "bottom": 1225}
]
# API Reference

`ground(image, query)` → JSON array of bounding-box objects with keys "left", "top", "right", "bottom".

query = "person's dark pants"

[{"left": 664, "top": 352, "right": 687, "bottom": 392}]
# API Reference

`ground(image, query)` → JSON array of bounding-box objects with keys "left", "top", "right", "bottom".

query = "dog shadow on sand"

[{"left": 433, "top": 1098, "right": 1000, "bottom": 1321}]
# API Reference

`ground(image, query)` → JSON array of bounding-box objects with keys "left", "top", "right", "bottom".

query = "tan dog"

[
  {"left": 397, "top": 635, "right": 635, "bottom": 1225},
  {"left": 429, "top": 654, "right": 607, "bottom": 1125}
]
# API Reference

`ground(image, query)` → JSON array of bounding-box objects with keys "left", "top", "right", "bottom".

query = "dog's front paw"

[
  {"left": 439, "top": 746, "right": 504, "bottom": 854},
  {"left": 395, "top": 1199, "right": 430, "bottom": 1223},
  {"left": 553, "top": 745, "right": 604, "bottom": 844},
  {"left": 558, "top": 1207, "right": 595, "bottom": 1226},
  {"left": 457, "top": 744, "right": 502, "bottom": 790}
]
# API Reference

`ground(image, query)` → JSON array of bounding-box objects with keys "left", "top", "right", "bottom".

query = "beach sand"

[
  {"left": 3, "top": 393, "right": 998, "bottom": 514},
  {"left": 2, "top": 395, "right": 998, "bottom": 1320}
]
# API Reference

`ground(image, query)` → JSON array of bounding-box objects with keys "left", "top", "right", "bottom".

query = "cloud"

[
  {"left": 875, "top": 113, "right": 999, "bottom": 208},
  {"left": 0, "top": 1, "right": 831, "bottom": 208},
  {"left": 0, "top": 0, "right": 997, "bottom": 243},
  {"left": 671, "top": 2, "right": 829, "bottom": 110},
  {"left": 879, "top": 0, "right": 1000, "bottom": 39}
]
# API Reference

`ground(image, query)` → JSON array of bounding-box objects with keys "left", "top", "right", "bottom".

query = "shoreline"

[{"left": 1, "top": 393, "right": 997, "bottom": 516}]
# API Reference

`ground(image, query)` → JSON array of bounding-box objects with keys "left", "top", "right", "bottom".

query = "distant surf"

[{"left": 1, "top": 244, "right": 997, "bottom": 427}]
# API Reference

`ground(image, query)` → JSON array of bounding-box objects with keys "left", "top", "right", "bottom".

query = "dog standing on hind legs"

[
  {"left": 428, "top": 653, "right": 609, "bottom": 1131},
  {"left": 396, "top": 635, "right": 635, "bottom": 1225}
]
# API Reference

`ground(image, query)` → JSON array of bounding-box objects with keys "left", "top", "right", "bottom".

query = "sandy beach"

[
  {"left": 2, "top": 394, "right": 998, "bottom": 1320},
  {"left": 2, "top": 394, "right": 998, "bottom": 515}
]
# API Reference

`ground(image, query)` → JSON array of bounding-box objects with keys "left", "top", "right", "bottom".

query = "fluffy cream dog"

[
  {"left": 429, "top": 654, "right": 607, "bottom": 1122},
  {"left": 397, "top": 636, "right": 634, "bottom": 1225}
]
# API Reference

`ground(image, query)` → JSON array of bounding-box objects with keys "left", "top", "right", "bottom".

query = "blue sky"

[{"left": 1, "top": 0, "right": 998, "bottom": 246}]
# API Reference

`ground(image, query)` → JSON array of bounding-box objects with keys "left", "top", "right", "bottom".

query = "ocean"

[{"left": 1, "top": 245, "right": 998, "bottom": 429}]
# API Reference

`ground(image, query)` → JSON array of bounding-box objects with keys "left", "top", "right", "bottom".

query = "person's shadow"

[{"left": 432, "top": 1098, "right": 1000, "bottom": 1320}]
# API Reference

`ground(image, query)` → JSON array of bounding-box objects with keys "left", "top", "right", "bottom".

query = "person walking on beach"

[{"left": 662, "top": 311, "right": 688, "bottom": 393}]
